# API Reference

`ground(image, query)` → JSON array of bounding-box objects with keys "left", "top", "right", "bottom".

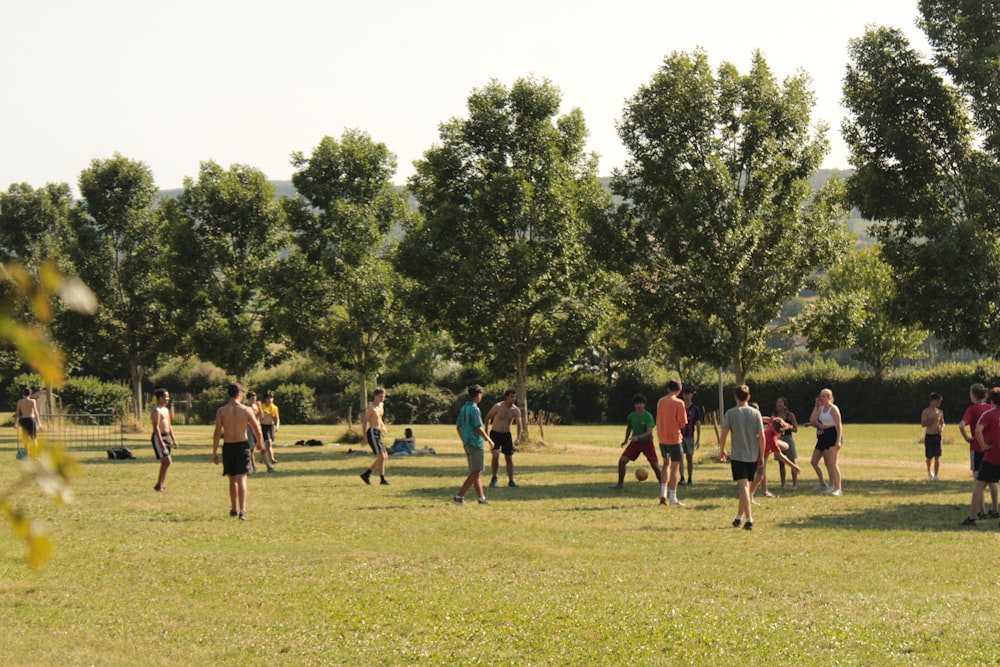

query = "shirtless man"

[
  {"left": 212, "top": 382, "right": 264, "bottom": 520},
  {"left": 921, "top": 392, "right": 945, "bottom": 481},
  {"left": 485, "top": 388, "right": 524, "bottom": 488},
  {"left": 360, "top": 388, "right": 389, "bottom": 486},
  {"left": 151, "top": 387, "right": 178, "bottom": 492},
  {"left": 14, "top": 387, "right": 40, "bottom": 458}
]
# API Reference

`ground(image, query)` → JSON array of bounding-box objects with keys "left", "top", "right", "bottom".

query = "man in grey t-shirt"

[{"left": 719, "top": 384, "right": 765, "bottom": 530}]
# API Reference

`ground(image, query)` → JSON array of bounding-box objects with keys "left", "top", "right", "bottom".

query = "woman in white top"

[{"left": 809, "top": 388, "right": 843, "bottom": 495}]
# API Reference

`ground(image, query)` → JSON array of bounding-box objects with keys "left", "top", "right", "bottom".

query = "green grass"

[{"left": 0, "top": 422, "right": 992, "bottom": 665}]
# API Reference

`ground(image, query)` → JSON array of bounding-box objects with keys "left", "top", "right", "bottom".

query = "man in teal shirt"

[
  {"left": 611, "top": 394, "right": 662, "bottom": 489},
  {"left": 452, "top": 384, "right": 494, "bottom": 505}
]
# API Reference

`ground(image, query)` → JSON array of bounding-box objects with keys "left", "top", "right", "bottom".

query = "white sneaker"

[
  {"left": 928, "top": 471, "right": 934, "bottom": 480},
  {"left": 826, "top": 488, "right": 843, "bottom": 496},
  {"left": 669, "top": 498, "right": 685, "bottom": 507},
  {"left": 933, "top": 475, "right": 941, "bottom": 481}
]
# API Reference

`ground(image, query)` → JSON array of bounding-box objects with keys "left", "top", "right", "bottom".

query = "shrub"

[
  {"left": 275, "top": 383, "right": 315, "bottom": 424},
  {"left": 384, "top": 383, "right": 454, "bottom": 424},
  {"left": 191, "top": 385, "right": 229, "bottom": 424},
  {"left": 59, "top": 376, "right": 132, "bottom": 419},
  {"left": 7, "top": 373, "right": 44, "bottom": 406}
]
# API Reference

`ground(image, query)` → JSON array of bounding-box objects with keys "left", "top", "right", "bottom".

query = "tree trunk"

[
  {"left": 515, "top": 351, "right": 531, "bottom": 441},
  {"left": 358, "top": 373, "right": 368, "bottom": 419},
  {"left": 130, "top": 360, "right": 143, "bottom": 423}
]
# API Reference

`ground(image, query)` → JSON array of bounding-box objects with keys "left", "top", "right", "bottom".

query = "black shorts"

[
  {"left": 973, "top": 450, "right": 985, "bottom": 473},
  {"left": 815, "top": 427, "right": 839, "bottom": 451},
  {"left": 18, "top": 417, "right": 37, "bottom": 439},
  {"left": 490, "top": 430, "right": 515, "bottom": 456},
  {"left": 731, "top": 460, "right": 758, "bottom": 481},
  {"left": 659, "top": 443, "right": 683, "bottom": 463},
  {"left": 222, "top": 441, "right": 251, "bottom": 477},
  {"left": 924, "top": 434, "right": 942, "bottom": 459},
  {"left": 977, "top": 461, "right": 1000, "bottom": 484},
  {"left": 367, "top": 428, "right": 386, "bottom": 455},
  {"left": 261, "top": 424, "right": 275, "bottom": 442},
  {"left": 151, "top": 432, "right": 173, "bottom": 460}
]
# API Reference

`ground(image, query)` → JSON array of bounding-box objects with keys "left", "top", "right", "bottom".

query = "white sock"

[
  {"left": 669, "top": 490, "right": 677, "bottom": 502},
  {"left": 660, "top": 484, "right": 668, "bottom": 497}
]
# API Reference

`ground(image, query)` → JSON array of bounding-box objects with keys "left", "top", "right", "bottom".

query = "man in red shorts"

[{"left": 610, "top": 394, "right": 662, "bottom": 489}]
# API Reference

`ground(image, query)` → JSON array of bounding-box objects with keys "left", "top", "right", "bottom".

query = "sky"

[{"left": 2, "top": 0, "right": 931, "bottom": 192}]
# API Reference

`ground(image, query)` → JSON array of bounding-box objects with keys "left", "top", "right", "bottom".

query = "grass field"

[{"left": 0, "top": 420, "right": 993, "bottom": 666}]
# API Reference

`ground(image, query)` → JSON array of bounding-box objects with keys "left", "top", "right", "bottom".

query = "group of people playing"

[
  {"left": 351, "top": 385, "right": 523, "bottom": 502},
  {"left": 148, "top": 383, "right": 279, "bottom": 519},
  {"left": 31, "top": 377, "right": 1000, "bottom": 528},
  {"left": 614, "top": 381, "right": 843, "bottom": 530}
]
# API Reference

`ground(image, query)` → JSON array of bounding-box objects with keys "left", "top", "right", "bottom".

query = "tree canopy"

[
  {"left": 168, "top": 161, "right": 286, "bottom": 381},
  {"left": 843, "top": 3, "right": 1000, "bottom": 354},
  {"left": 65, "top": 154, "right": 166, "bottom": 419},
  {"left": 800, "top": 245, "right": 927, "bottom": 377},
  {"left": 614, "top": 49, "right": 852, "bottom": 384},
  {"left": 276, "top": 130, "right": 412, "bottom": 413},
  {"left": 399, "top": 77, "right": 613, "bottom": 419}
]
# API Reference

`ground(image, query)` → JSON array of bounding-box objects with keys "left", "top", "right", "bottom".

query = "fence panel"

[{"left": 43, "top": 413, "right": 124, "bottom": 452}]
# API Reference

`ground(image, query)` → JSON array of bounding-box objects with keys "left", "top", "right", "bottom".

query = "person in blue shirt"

[{"left": 452, "top": 384, "right": 495, "bottom": 505}]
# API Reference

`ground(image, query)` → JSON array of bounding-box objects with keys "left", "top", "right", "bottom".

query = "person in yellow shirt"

[{"left": 259, "top": 390, "right": 279, "bottom": 473}]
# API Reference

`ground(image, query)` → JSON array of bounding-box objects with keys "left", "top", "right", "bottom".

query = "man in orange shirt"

[{"left": 656, "top": 379, "right": 688, "bottom": 506}]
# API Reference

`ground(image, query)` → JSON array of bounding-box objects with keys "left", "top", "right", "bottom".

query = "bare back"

[
  {"left": 215, "top": 399, "right": 261, "bottom": 444},
  {"left": 16, "top": 397, "right": 38, "bottom": 421}
]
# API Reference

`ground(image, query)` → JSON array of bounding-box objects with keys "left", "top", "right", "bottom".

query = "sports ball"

[{"left": 634, "top": 467, "right": 649, "bottom": 481}]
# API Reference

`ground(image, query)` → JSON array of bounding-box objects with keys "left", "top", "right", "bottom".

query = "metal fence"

[{"left": 43, "top": 413, "right": 124, "bottom": 452}]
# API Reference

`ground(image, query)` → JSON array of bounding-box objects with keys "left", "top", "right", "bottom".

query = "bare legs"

[{"left": 228, "top": 474, "right": 247, "bottom": 514}]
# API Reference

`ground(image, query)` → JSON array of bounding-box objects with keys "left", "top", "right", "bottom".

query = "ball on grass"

[{"left": 634, "top": 467, "right": 649, "bottom": 481}]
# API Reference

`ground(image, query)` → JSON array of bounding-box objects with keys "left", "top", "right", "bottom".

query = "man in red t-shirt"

[
  {"left": 959, "top": 383, "right": 996, "bottom": 518},
  {"left": 961, "top": 387, "right": 1000, "bottom": 526}
]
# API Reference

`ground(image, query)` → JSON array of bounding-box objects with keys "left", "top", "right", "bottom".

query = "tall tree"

[
  {"left": 273, "top": 130, "right": 411, "bottom": 414},
  {"left": 399, "top": 77, "right": 613, "bottom": 421},
  {"left": 168, "top": 161, "right": 285, "bottom": 382},
  {"left": 614, "top": 50, "right": 852, "bottom": 384},
  {"left": 0, "top": 183, "right": 75, "bottom": 373},
  {"left": 843, "top": 5, "right": 1000, "bottom": 353},
  {"left": 0, "top": 182, "right": 72, "bottom": 268},
  {"left": 65, "top": 154, "right": 167, "bottom": 420},
  {"left": 800, "top": 245, "right": 927, "bottom": 377}
]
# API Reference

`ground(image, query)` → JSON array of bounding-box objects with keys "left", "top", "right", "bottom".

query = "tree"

[
  {"left": 273, "top": 130, "right": 412, "bottom": 415},
  {"left": 168, "top": 161, "right": 286, "bottom": 382},
  {"left": 399, "top": 77, "right": 613, "bottom": 423},
  {"left": 800, "top": 245, "right": 927, "bottom": 377},
  {"left": 842, "top": 4, "right": 1000, "bottom": 354},
  {"left": 613, "top": 49, "right": 852, "bottom": 384},
  {"left": 65, "top": 154, "right": 167, "bottom": 420},
  {"left": 0, "top": 183, "right": 75, "bottom": 373}
]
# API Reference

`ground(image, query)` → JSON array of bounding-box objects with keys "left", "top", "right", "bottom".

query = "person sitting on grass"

[{"left": 389, "top": 428, "right": 436, "bottom": 455}]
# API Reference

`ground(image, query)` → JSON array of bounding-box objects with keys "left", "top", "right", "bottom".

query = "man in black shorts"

[
  {"left": 361, "top": 388, "right": 389, "bottom": 485},
  {"left": 212, "top": 383, "right": 264, "bottom": 520},
  {"left": 719, "top": 385, "right": 766, "bottom": 530},
  {"left": 485, "top": 388, "right": 524, "bottom": 488}
]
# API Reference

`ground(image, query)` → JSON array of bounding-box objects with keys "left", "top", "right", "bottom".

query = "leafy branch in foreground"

[{"left": 0, "top": 259, "right": 95, "bottom": 568}]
